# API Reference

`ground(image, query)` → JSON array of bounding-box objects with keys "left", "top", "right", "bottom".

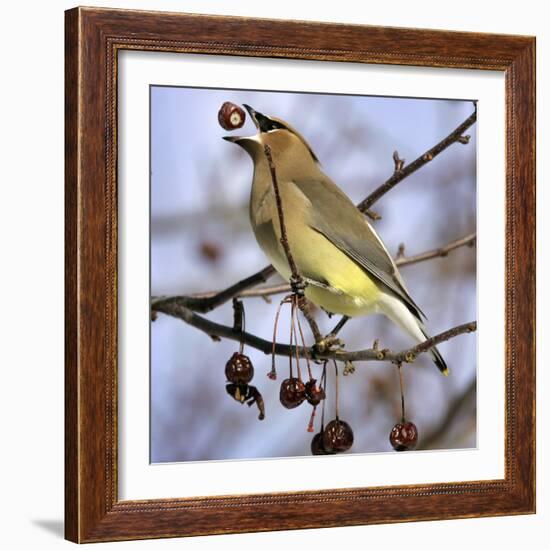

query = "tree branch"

[
  {"left": 152, "top": 295, "right": 476, "bottom": 366},
  {"left": 356, "top": 109, "right": 476, "bottom": 213},
  {"left": 394, "top": 232, "right": 476, "bottom": 267},
  {"left": 151, "top": 265, "right": 275, "bottom": 313}
]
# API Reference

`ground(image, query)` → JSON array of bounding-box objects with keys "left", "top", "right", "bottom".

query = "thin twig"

[
  {"left": 364, "top": 208, "right": 382, "bottom": 221},
  {"left": 329, "top": 321, "right": 477, "bottom": 364},
  {"left": 263, "top": 143, "right": 323, "bottom": 343},
  {"left": 395, "top": 322, "right": 477, "bottom": 361},
  {"left": 356, "top": 110, "right": 477, "bottom": 213},
  {"left": 395, "top": 233, "right": 476, "bottom": 267},
  {"left": 264, "top": 145, "right": 300, "bottom": 281},
  {"left": 151, "top": 265, "right": 275, "bottom": 313},
  {"left": 297, "top": 297, "right": 323, "bottom": 343}
]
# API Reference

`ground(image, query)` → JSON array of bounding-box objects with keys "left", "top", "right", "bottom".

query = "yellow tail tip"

[{"left": 442, "top": 368, "right": 450, "bottom": 376}]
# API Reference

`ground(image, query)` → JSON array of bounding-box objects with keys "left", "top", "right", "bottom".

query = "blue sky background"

[{"left": 150, "top": 86, "right": 477, "bottom": 462}]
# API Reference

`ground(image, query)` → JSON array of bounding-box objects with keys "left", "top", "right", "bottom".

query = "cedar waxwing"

[{"left": 224, "top": 104, "right": 448, "bottom": 375}]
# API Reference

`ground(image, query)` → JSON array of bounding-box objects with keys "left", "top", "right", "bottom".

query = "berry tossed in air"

[
  {"left": 305, "top": 379, "right": 326, "bottom": 406},
  {"left": 225, "top": 352, "right": 254, "bottom": 385},
  {"left": 311, "top": 431, "right": 337, "bottom": 455},
  {"left": 389, "top": 421, "right": 418, "bottom": 451},
  {"left": 323, "top": 419, "right": 354, "bottom": 453},
  {"left": 279, "top": 377, "right": 306, "bottom": 409},
  {"left": 218, "top": 102, "right": 246, "bottom": 130}
]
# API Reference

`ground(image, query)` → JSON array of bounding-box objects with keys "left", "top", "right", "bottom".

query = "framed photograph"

[{"left": 65, "top": 7, "right": 535, "bottom": 543}]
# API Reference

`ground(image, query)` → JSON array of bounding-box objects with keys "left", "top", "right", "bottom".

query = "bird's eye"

[
  {"left": 257, "top": 113, "right": 286, "bottom": 133},
  {"left": 267, "top": 120, "right": 285, "bottom": 131}
]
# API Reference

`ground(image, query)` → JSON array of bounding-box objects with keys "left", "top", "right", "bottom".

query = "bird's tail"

[
  {"left": 379, "top": 294, "right": 449, "bottom": 376},
  {"left": 419, "top": 326, "right": 449, "bottom": 376}
]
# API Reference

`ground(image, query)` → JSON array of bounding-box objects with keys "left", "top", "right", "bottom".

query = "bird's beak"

[
  {"left": 242, "top": 104, "right": 261, "bottom": 130},
  {"left": 223, "top": 104, "right": 261, "bottom": 145}
]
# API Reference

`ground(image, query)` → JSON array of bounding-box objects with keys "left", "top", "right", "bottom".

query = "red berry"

[
  {"left": 279, "top": 378, "right": 306, "bottom": 409},
  {"left": 323, "top": 419, "right": 354, "bottom": 453},
  {"left": 225, "top": 352, "right": 254, "bottom": 385},
  {"left": 389, "top": 421, "right": 418, "bottom": 451},
  {"left": 218, "top": 102, "right": 245, "bottom": 130},
  {"left": 311, "top": 432, "right": 337, "bottom": 455},
  {"left": 305, "top": 379, "right": 326, "bottom": 406}
]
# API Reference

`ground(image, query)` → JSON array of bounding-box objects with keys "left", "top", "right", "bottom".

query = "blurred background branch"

[
  {"left": 153, "top": 232, "right": 476, "bottom": 305},
  {"left": 419, "top": 377, "right": 476, "bottom": 450}
]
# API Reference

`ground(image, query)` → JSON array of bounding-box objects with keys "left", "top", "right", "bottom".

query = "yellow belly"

[
  {"left": 257, "top": 222, "right": 381, "bottom": 317},
  {"left": 304, "top": 284, "right": 379, "bottom": 318}
]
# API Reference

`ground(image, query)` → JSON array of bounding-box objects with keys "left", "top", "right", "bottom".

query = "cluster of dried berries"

[
  {"left": 212, "top": 134, "right": 422, "bottom": 450},
  {"left": 223, "top": 297, "right": 419, "bottom": 453},
  {"left": 270, "top": 295, "right": 328, "bottom": 436}
]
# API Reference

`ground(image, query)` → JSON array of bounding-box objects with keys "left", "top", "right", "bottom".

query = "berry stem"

[
  {"left": 320, "top": 363, "right": 328, "bottom": 430},
  {"left": 270, "top": 296, "right": 289, "bottom": 380},
  {"left": 239, "top": 304, "right": 246, "bottom": 355},
  {"left": 295, "top": 299, "right": 313, "bottom": 380},
  {"left": 288, "top": 299, "right": 295, "bottom": 379},
  {"left": 232, "top": 298, "right": 246, "bottom": 355},
  {"left": 334, "top": 360, "right": 340, "bottom": 420},
  {"left": 291, "top": 296, "right": 303, "bottom": 381},
  {"left": 397, "top": 363, "right": 406, "bottom": 423}
]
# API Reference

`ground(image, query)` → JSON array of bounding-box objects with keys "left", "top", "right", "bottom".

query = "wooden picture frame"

[{"left": 65, "top": 6, "right": 535, "bottom": 543}]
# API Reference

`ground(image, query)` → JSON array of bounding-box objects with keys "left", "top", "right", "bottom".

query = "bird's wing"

[{"left": 292, "top": 175, "right": 426, "bottom": 321}]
